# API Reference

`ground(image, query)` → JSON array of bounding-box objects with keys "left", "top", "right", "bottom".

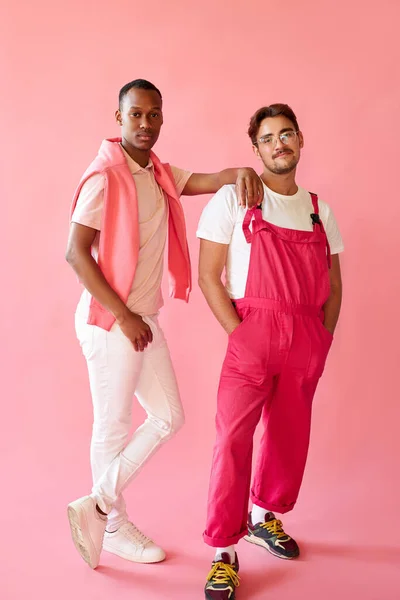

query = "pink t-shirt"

[{"left": 72, "top": 146, "right": 192, "bottom": 317}]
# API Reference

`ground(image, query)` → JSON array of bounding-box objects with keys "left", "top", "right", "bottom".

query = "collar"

[{"left": 120, "top": 144, "right": 154, "bottom": 174}]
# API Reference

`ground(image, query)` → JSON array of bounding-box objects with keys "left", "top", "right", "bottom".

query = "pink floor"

[{"left": 4, "top": 435, "right": 400, "bottom": 600}]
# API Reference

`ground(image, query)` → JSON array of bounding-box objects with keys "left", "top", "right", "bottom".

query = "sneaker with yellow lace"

[
  {"left": 204, "top": 552, "right": 240, "bottom": 600},
  {"left": 244, "top": 511, "right": 299, "bottom": 559}
]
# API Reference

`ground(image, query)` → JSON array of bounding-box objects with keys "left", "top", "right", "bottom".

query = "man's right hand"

[
  {"left": 66, "top": 224, "right": 154, "bottom": 351},
  {"left": 116, "top": 309, "right": 153, "bottom": 352}
]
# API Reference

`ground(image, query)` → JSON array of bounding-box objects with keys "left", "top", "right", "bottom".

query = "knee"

[
  {"left": 215, "top": 422, "right": 253, "bottom": 453},
  {"left": 150, "top": 406, "right": 185, "bottom": 440},
  {"left": 92, "top": 414, "right": 131, "bottom": 444},
  {"left": 171, "top": 409, "right": 185, "bottom": 435}
]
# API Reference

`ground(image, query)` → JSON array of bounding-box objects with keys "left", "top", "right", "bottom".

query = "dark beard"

[{"left": 269, "top": 164, "right": 297, "bottom": 174}]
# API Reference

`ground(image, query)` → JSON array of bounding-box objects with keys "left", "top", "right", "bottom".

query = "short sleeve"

[
  {"left": 323, "top": 205, "right": 344, "bottom": 255},
  {"left": 196, "top": 185, "right": 238, "bottom": 244},
  {"left": 169, "top": 166, "right": 193, "bottom": 197},
  {"left": 71, "top": 174, "right": 105, "bottom": 231}
]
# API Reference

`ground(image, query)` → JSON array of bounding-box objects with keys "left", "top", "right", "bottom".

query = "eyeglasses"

[{"left": 257, "top": 130, "right": 299, "bottom": 147}]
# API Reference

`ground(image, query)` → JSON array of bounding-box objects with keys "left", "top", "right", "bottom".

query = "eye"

[
  {"left": 261, "top": 136, "right": 273, "bottom": 144},
  {"left": 130, "top": 112, "right": 141, "bottom": 118},
  {"left": 150, "top": 112, "right": 160, "bottom": 118},
  {"left": 281, "top": 131, "right": 296, "bottom": 143}
]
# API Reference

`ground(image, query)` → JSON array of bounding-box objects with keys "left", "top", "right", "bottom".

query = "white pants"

[{"left": 75, "top": 312, "right": 185, "bottom": 532}]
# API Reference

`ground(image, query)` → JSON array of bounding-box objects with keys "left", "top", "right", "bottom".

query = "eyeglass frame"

[{"left": 256, "top": 129, "right": 300, "bottom": 147}]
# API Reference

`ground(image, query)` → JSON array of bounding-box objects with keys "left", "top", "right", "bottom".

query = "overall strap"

[
  {"left": 310, "top": 192, "right": 320, "bottom": 216},
  {"left": 310, "top": 192, "right": 331, "bottom": 268},
  {"left": 242, "top": 205, "right": 263, "bottom": 243}
]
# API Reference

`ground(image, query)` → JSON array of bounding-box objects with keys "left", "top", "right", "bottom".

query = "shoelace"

[
  {"left": 206, "top": 562, "right": 240, "bottom": 588},
  {"left": 260, "top": 518, "right": 290, "bottom": 540},
  {"left": 123, "top": 523, "right": 151, "bottom": 546}
]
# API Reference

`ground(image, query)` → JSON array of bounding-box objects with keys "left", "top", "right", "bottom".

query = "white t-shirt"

[
  {"left": 72, "top": 146, "right": 192, "bottom": 317},
  {"left": 196, "top": 183, "right": 344, "bottom": 299}
]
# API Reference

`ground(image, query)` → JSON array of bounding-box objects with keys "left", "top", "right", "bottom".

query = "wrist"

[
  {"left": 323, "top": 319, "right": 335, "bottom": 334},
  {"left": 226, "top": 318, "right": 242, "bottom": 335},
  {"left": 218, "top": 168, "right": 239, "bottom": 187},
  {"left": 114, "top": 304, "right": 130, "bottom": 325}
]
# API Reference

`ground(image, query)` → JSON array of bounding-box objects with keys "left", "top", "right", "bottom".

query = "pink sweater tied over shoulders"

[{"left": 70, "top": 138, "right": 192, "bottom": 330}]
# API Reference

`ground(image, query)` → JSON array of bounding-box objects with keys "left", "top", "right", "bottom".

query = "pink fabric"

[
  {"left": 204, "top": 196, "right": 333, "bottom": 547},
  {"left": 70, "top": 138, "right": 191, "bottom": 330}
]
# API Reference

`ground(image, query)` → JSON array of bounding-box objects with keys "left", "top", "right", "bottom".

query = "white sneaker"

[
  {"left": 103, "top": 522, "right": 166, "bottom": 563},
  {"left": 67, "top": 495, "right": 107, "bottom": 569}
]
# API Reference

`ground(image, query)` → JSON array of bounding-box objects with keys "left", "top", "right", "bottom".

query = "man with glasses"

[{"left": 197, "top": 104, "right": 344, "bottom": 599}]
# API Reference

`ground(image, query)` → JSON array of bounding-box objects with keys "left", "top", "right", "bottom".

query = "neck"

[
  {"left": 121, "top": 138, "right": 151, "bottom": 168},
  {"left": 261, "top": 170, "right": 298, "bottom": 196}
]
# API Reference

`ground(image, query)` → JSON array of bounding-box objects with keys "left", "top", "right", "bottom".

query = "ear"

[
  {"left": 298, "top": 131, "right": 304, "bottom": 149},
  {"left": 115, "top": 109, "right": 123, "bottom": 127},
  {"left": 252, "top": 143, "right": 262, "bottom": 160}
]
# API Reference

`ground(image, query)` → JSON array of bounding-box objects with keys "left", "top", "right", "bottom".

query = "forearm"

[
  {"left": 66, "top": 250, "right": 128, "bottom": 322},
  {"left": 199, "top": 275, "right": 241, "bottom": 334},
  {"left": 323, "top": 285, "right": 342, "bottom": 334}
]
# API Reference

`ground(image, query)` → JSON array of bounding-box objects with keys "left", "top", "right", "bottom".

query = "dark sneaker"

[
  {"left": 244, "top": 511, "right": 300, "bottom": 560},
  {"left": 205, "top": 552, "right": 240, "bottom": 600}
]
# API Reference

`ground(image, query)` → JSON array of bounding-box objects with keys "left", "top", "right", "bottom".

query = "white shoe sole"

[
  {"left": 67, "top": 500, "right": 100, "bottom": 569},
  {"left": 103, "top": 543, "right": 166, "bottom": 564},
  {"left": 243, "top": 534, "right": 299, "bottom": 560}
]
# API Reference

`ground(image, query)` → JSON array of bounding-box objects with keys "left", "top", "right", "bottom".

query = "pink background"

[{"left": 2, "top": 0, "right": 399, "bottom": 598}]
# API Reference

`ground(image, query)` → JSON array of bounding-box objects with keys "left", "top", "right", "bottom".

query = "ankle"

[
  {"left": 96, "top": 504, "right": 107, "bottom": 517},
  {"left": 215, "top": 545, "right": 236, "bottom": 563},
  {"left": 251, "top": 504, "right": 272, "bottom": 525}
]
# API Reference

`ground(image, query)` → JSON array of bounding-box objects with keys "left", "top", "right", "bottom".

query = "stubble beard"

[{"left": 267, "top": 155, "right": 299, "bottom": 175}]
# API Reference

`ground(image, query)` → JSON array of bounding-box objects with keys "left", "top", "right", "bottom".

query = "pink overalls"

[{"left": 204, "top": 194, "right": 333, "bottom": 548}]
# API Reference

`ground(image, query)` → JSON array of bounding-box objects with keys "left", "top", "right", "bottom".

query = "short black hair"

[
  {"left": 118, "top": 79, "right": 162, "bottom": 109},
  {"left": 248, "top": 104, "right": 299, "bottom": 145}
]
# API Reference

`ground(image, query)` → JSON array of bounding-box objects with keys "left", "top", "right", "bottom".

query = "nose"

[
  {"left": 274, "top": 136, "right": 285, "bottom": 150},
  {"left": 139, "top": 115, "right": 152, "bottom": 130}
]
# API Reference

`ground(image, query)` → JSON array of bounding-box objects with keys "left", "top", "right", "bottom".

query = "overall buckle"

[{"left": 310, "top": 213, "right": 321, "bottom": 225}]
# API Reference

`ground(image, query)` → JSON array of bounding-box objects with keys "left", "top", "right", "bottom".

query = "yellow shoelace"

[
  {"left": 260, "top": 518, "right": 290, "bottom": 540},
  {"left": 206, "top": 562, "right": 240, "bottom": 588}
]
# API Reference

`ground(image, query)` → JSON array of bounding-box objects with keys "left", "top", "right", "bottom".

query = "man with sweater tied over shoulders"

[{"left": 65, "top": 78, "right": 263, "bottom": 570}]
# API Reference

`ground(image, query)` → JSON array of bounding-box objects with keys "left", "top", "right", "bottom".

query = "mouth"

[
  {"left": 137, "top": 133, "right": 153, "bottom": 142},
  {"left": 274, "top": 150, "right": 292, "bottom": 159}
]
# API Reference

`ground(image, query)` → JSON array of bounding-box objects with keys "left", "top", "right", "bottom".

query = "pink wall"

[{"left": 2, "top": 1, "right": 399, "bottom": 598}]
